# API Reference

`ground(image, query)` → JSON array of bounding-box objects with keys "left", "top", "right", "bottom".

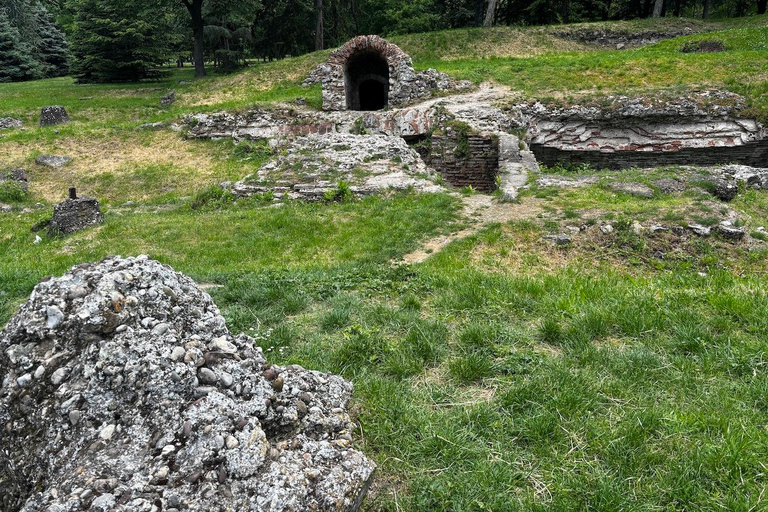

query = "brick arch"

[{"left": 306, "top": 35, "right": 420, "bottom": 111}]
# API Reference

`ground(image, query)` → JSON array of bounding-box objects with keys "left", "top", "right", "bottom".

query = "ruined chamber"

[{"left": 305, "top": 35, "right": 468, "bottom": 112}]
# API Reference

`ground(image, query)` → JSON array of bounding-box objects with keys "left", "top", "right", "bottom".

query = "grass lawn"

[{"left": 2, "top": 14, "right": 768, "bottom": 512}]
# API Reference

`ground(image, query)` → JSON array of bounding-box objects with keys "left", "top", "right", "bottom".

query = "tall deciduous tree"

[
  {"left": 652, "top": 0, "right": 663, "bottom": 16},
  {"left": 315, "top": 0, "right": 323, "bottom": 50},
  {"left": 181, "top": 0, "right": 205, "bottom": 77},
  {"left": 483, "top": 0, "right": 497, "bottom": 25}
]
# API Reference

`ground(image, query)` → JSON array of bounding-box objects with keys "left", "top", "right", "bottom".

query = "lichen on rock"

[{"left": 0, "top": 256, "right": 375, "bottom": 512}]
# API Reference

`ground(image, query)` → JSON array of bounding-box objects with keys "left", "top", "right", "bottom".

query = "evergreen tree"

[
  {"left": 69, "top": 0, "right": 165, "bottom": 83},
  {"left": 0, "top": 12, "right": 42, "bottom": 82},
  {"left": 31, "top": 1, "right": 68, "bottom": 77}
]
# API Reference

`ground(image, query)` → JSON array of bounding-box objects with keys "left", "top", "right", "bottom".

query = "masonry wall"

[
  {"left": 531, "top": 139, "right": 768, "bottom": 170},
  {"left": 429, "top": 133, "right": 500, "bottom": 191}
]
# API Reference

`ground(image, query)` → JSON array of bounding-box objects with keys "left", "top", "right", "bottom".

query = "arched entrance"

[{"left": 345, "top": 51, "right": 389, "bottom": 111}]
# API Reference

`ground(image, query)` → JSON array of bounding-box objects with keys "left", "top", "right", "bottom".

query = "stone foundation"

[
  {"left": 531, "top": 139, "right": 768, "bottom": 170},
  {"left": 430, "top": 132, "right": 500, "bottom": 192}
]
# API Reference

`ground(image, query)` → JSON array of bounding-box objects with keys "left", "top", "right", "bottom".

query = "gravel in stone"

[
  {"left": 0, "top": 117, "right": 22, "bottom": 130},
  {"left": 714, "top": 222, "right": 745, "bottom": 241},
  {"left": 39, "top": 106, "right": 70, "bottom": 127},
  {"left": 0, "top": 255, "right": 375, "bottom": 512}
]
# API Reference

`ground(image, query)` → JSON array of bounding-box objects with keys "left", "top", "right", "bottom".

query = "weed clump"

[{"left": 323, "top": 180, "right": 354, "bottom": 203}]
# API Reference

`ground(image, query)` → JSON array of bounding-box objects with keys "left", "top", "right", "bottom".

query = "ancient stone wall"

[
  {"left": 531, "top": 139, "right": 768, "bottom": 170},
  {"left": 430, "top": 132, "right": 500, "bottom": 191}
]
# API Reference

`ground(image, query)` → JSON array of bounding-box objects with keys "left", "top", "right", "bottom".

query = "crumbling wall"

[
  {"left": 512, "top": 91, "right": 768, "bottom": 170},
  {"left": 429, "top": 130, "right": 500, "bottom": 192}
]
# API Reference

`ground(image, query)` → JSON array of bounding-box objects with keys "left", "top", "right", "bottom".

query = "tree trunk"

[
  {"left": 673, "top": 0, "right": 681, "bottom": 16},
  {"left": 474, "top": 0, "right": 484, "bottom": 27},
  {"left": 331, "top": 0, "right": 339, "bottom": 45},
  {"left": 702, "top": 0, "right": 710, "bottom": 18},
  {"left": 561, "top": 0, "right": 570, "bottom": 23},
  {"left": 759, "top": 0, "right": 767, "bottom": 14},
  {"left": 652, "top": 0, "right": 664, "bottom": 17},
  {"left": 484, "top": 0, "right": 498, "bottom": 26},
  {"left": 315, "top": 0, "right": 323, "bottom": 51},
  {"left": 183, "top": 0, "right": 205, "bottom": 77}
]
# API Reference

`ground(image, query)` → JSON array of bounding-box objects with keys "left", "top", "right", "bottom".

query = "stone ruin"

[
  {"left": 511, "top": 91, "right": 768, "bottom": 170},
  {"left": 48, "top": 188, "right": 104, "bottom": 236},
  {"left": 0, "top": 255, "right": 376, "bottom": 512},
  {"left": 39, "top": 106, "right": 70, "bottom": 127},
  {"left": 304, "top": 35, "right": 471, "bottom": 111}
]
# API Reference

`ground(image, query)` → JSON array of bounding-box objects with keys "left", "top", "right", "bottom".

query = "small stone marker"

[
  {"left": 48, "top": 188, "right": 104, "bottom": 236},
  {"left": 160, "top": 90, "right": 176, "bottom": 106},
  {"left": 39, "top": 106, "right": 70, "bottom": 127}
]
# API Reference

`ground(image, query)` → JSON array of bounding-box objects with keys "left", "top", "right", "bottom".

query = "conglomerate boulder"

[{"left": 0, "top": 256, "right": 375, "bottom": 512}]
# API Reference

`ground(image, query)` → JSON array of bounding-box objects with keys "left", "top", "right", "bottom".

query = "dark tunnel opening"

[{"left": 345, "top": 51, "right": 389, "bottom": 111}]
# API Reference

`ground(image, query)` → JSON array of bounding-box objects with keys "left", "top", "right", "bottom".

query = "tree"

[
  {"left": 69, "top": 0, "right": 165, "bottom": 82},
  {"left": 315, "top": 0, "right": 323, "bottom": 50},
  {"left": 484, "top": 0, "right": 497, "bottom": 25},
  {"left": 759, "top": 0, "right": 767, "bottom": 14},
  {"left": 31, "top": 1, "right": 68, "bottom": 77},
  {"left": 652, "top": 0, "right": 663, "bottom": 16},
  {"left": 0, "top": 12, "right": 41, "bottom": 82},
  {"left": 181, "top": 0, "right": 206, "bottom": 77}
]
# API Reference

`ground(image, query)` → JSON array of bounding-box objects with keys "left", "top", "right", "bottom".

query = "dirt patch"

[
  {"left": 401, "top": 194, "right": 548, "bottom": 264},
  {"left": 4, "top": 132, "right": 225, "bottom": 202}
]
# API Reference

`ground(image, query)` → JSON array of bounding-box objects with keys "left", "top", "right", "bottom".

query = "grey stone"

[
  {"left": 0, "top": 117, "right": 22, "bottom": 130},
  {"left": 599, "top": 224, "right": 614, "bottom": 234},
  {"left": 711, "top": 178, "right": 738, "bottom": 201},
  {"left": 688, "top": 223, "right": 711, "bottom": 236},
  {"left": 161, "top": 91, "right": 176, "bottom": 106},
  {"left": 39, "top": 106, "right": 70, "bottom": 127},
  {"left": 652, "top": 178, "right": 686, "bottom": 194},
  {"left": 140, "top": 122, "right": 165, "bottom": 130},
  {"left": 608, "top": 182, "right": 654, "bottom": 198},
  {"left": 0, "top": 256, "right": 375, "bottom": 512},
  {"left": 35, "top": 155, "right": 72, "bottom": 168},
  {"left": 714, "top": 223, "right": 745, "bottom": 241},
  {"left": 198, "top": 367, "right": 218, "bottom": 384},
  {"left": 48, "top": 196, "right": 104, "bottom": 236},
  {"left": 543, "top": 233, "right": 572, "bottom": 246}
]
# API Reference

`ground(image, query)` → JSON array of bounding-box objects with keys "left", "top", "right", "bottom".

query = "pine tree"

[
  {"left": 0, "top": 12, "right": 42, "bottom": 82},
  {"left": 69, "top": 0, "right": 165, "bottom": 83},
  {"left": 31, "top": 1, "right": 69, "bottom": 77}
]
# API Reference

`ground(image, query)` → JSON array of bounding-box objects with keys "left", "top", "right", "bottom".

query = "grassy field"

[{"left": 2, "top": 14, "right": 768, "bottom": 512}]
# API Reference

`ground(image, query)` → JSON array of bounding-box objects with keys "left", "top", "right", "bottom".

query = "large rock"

[
  {"left": 39, "top": 106, "right": 70, "bottom": 127},
  {"left": 48, "top": 195, "right": 105, "bottom": 235},
  {"left": 35, "top": 154, "right": 73, "bottom": 168},
  {"left": 0, "top": 256, "right": 375, "bottom": 512}
]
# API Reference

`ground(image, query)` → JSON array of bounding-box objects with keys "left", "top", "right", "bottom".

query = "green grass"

[{"left": 2, "top": 13, "right": 768, "bottom": 512}]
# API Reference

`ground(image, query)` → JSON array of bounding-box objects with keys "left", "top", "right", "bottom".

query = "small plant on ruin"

[{"left": 323, "top": 180, "right": 355, "bottom": 203}]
